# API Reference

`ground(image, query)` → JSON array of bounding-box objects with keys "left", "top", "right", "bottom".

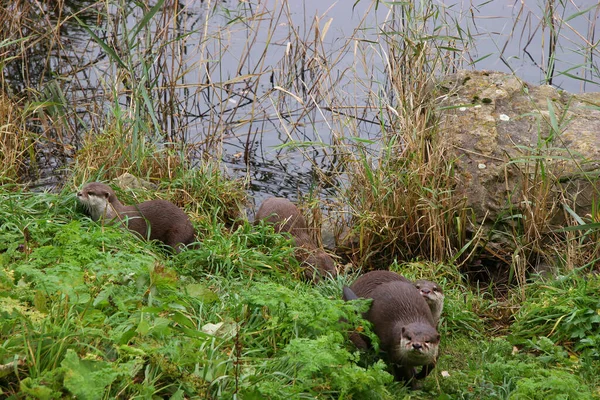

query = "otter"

[
  {"left": 413, "top": 279, "right": 444, "bottom": 325},
  {"left": 347, "top": 270, "right": 444, "bottom": 325},
  {"left": 77, "top": 182, "right": 195, "bottom": 252},
  {"left": 254, "top": 197, "right": 337, "bottom": 281},
  {"left": 343, "top": 280, "right": 440, "bottom": 388}
]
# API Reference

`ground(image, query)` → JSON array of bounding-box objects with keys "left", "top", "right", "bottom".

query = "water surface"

[{"left": 6, "top": 0, "right": 599, "bottom": 201}]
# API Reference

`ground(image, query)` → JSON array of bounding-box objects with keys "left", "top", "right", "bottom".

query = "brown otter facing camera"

[
  {"left": 413, "top": 279, "right": 444, "bottom": 325},
  {"left": 77, "top": 182, "right": 195, "bottom": 252},
  {"left": 255, "top": 197, "right": 337, "bottom": 281},
  {"left": 343, "top": 280, "right": 440, "bottom": 388},
  {"left": 348, "top": 270, "right": 444, "bottom": 325}
]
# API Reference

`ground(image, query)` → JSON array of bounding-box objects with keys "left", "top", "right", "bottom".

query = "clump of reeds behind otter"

[
  {"left": 331, "top": 2, "right": 473, "bottom": 269},
  {"left": 0, "top": 95, "right": 34, "bottom": 185}
]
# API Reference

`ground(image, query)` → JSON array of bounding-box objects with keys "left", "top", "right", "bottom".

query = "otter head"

[
  {"left": 393, "top": 322, "right": 440, "bottom": 366},
  {"left": 77, "top": 182, "right": 120, "bottom": 221},
  {"left": 413, "top": 279, "right": 444, "bottom": 323}
]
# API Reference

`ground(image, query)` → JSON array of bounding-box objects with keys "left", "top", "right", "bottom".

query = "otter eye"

[
  {"left": 88, "top": 191, "right": 94, "bottom": 196},
  {"left": 415, "top": 285, "right": 421, "bottom": 289}
]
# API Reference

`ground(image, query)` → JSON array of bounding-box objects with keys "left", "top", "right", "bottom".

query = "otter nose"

[
  {"left": 77, "top": 192, "right": 82, "bottom": 197},
  {"left": 420, "top": 289, "right": 431, "bottom": 295},
  {"left": 412, "top": 343, "right": 422, "bottom": 350}
]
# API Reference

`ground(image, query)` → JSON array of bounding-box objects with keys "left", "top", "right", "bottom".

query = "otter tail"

[{"left": 342, "top": 286, "right": 359, "bottom": 301}]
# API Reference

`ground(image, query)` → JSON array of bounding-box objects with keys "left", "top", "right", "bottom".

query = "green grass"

[
  {"left": 1, "top": 185, "right": 599, "bottom": 399},
  {"left": 2, "top": 0, "right": 600, "bottom": 398}
]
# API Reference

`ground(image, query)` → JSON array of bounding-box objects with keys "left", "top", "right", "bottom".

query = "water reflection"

[
  {"left": 455, "top": 0, "right": 600, "bottom": 92},
  {"left": 2, "top": 0, "right": 598, "bottom": 197},
  {"left": 1, "top": 0, "right": 99, "bottom": 94}
]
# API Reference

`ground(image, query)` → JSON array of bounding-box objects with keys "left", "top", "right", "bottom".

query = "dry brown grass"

[
  {"left": 71, "top": 120, "right": 184, "bottom": 185},
  {"left": 329, "top": 5, "right": 474, "bottom": 270},
  {"left": 0, "top": 95, "right": 33, "bottom": 184}
]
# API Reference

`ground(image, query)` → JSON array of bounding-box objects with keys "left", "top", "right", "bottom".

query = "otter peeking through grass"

[
  {"left": 77, "top": 182, "right": 195, "bottom": 253},
  {"left": 343, "top": 278, "right": 440, "bottom": 389},
  {"left": 348, "top": 270, "right": 444, "bottom": 325},
  {"left": 413, "top": 278, "right": 444, "bottom": 325},
  {"left": 254, "top": 196, "right": 337, "bottom": 281}
]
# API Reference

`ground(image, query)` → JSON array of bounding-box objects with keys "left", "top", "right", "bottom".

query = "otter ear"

[{"left": 342, "top": 287, "right": 358, "bottom": 301}]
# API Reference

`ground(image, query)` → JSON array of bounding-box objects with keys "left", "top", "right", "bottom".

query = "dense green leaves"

[
  {"left": 511, "top": 274, "right": 600, "bottom": 352},
  {"left": 1, "top": 186, "right": 599, "bottom": 399},
  {"left": 61, "top": 349, "right": 139, "bottom": 400}
]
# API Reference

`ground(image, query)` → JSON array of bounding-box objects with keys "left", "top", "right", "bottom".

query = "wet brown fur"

[
  {"left": 255, "top": 197, "right": 337, "bottom": 281},
  {"left": 343, "top": 279, "right": 440, "bottom": 388},
  {"left": 348, "top": 270, "right": 444, "bottom": 324},
  {"left": 77, "top": 182, "right": 195, "bottom": 252}
]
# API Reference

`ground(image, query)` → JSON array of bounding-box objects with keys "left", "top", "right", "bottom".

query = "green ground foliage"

[
  {"left": 1, "top": 184, "right": 599, "bottom": 399},
  {"left": 2, "top": 0, "right": 600, "bottom": 398}
]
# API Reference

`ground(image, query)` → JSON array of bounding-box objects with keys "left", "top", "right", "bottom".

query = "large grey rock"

[{"left": 437, "top": 70, "right": 600, "bottom": 237}]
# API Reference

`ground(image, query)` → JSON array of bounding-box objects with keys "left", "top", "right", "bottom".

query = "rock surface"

[
  {"left": 114, "top": 173, "right": 157, "bottom": 190},
  {"left": 437, "top": 70, "right": 600, "bottom": 235}
]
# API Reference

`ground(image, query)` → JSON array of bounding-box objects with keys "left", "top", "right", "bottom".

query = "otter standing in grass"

[
  {"left": 413, "top": 278, "right": 444, "bottom": 325},
  {"left": 349, "top": 270, "right": 444, "bottom": 324},
  {"left": 77, "top": 182, "right": 195, "bottom": 252},
  {"left": 255, "top": 197, "right": 337, "bottom": 281},
  {"left": 343, "top": 279, "right": 440, "bottom": 388}
]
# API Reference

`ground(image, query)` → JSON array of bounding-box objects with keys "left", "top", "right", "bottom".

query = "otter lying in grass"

[{"left": 77, "top": 182, "right": 195, "bottom": 252}]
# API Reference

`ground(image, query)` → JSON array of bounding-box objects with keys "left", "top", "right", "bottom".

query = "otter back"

[
  {"left": 77, "top": 182, "right": 195, "bottom": 252},
  {"left": 346, "top": 270, "right": 410, "bottom": 299},
  {"left": 347, "top": 270, "right": 444, "bottom": 325},
  {"left": 118, "top": 200, "right": 195, "bottom": 250},
  {"left": 255, "top": 197, "right": 312, "bottom": 246},
  {"left": 343, "top": 280, "right": 440, "bottom": 387},
  {"left": 255, "top": 197, "right": 336, "bottom": 280}
]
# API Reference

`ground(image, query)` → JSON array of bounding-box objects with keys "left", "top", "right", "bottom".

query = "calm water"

[
  {"left": 461, "top": 0, "right": 599, "bottom": 91},
  {"left": 206, "top": 0, "right": 600, "bottom": 203},
  {"left": 9, "top": 0, "right": 600, "bottom": 201}
]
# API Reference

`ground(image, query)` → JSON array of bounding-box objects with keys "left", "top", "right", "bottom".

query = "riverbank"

[{"left": 0, "top": 182, "right": 598, "bottom": 398}]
